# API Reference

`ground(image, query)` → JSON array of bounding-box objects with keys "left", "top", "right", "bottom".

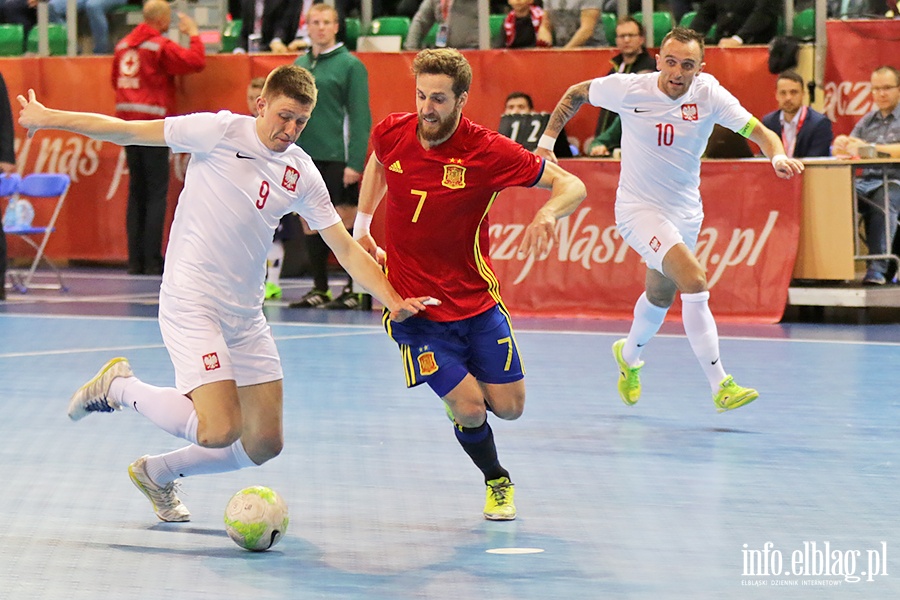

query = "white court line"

[
  {"left": 3, "top": 293, "right": 161, "bottom": 304},
  {"left": 0, "top": 330, "right": 379, "bottom": 360},
  {"left": 521, "top": 329, "right": 900, "bottom": 347},
  {"left": 2, "top": 312, "right": 899, "bottom": 347},
  {"left": 0, "top": 312, "right": 381, "bottom": 330}
]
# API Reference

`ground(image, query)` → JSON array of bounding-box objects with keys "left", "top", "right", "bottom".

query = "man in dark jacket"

[
  {"left": 690, "top": 0, "right": 781, "bottom": 47},
  {"left": 761, "top": 70, "right": 833, "bottom": 158},
  {"left": 112, "top": 0, "right": 205, "bottom": 274}
]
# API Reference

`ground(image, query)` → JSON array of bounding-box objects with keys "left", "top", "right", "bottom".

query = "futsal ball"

[{"left": 224, "top": 486, "right": 289, "bottom": 551}]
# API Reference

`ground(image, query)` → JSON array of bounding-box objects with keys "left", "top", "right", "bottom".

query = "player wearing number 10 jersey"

[
  {"left": 537, "top": 27, "right": 804, "bottom": 414},
  {"left": 354, "top": 49, "right": 586, "bottom": 520}
]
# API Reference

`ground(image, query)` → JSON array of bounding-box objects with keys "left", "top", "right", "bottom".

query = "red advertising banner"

[
  {"left": 4, "top": 50, "right": 784, "bottom": 294},
  {"left": 823, "top": 19, "right": 900, "bottom": 136},
  {"left": 482, "top": 160, "right": 801, "bottom": 323}
]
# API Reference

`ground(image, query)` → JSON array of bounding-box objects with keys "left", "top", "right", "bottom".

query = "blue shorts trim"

[{"left": 384, "top": 304, "right": 525, "bottom": 398}]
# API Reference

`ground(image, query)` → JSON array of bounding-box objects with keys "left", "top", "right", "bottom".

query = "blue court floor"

[{"left": 1, "top": 269, "right": 899, "bottom": 599}]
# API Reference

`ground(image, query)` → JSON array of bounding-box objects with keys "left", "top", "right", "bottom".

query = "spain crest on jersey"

[
  {"left": 681, "top": 104, "right": 699, "bottom": 121},
  {"left": 282, "top": 166, "right": 299, "bottom": 191},
  {"left": 442, "top": 164, "right": 466, "bottom": 190},
  {"left": 417, "top": 351, "right": 439, "bottom": 376}
]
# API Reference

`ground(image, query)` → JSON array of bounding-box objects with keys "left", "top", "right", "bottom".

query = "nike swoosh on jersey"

[
  {"left": 633, "top": 108, "right": 650, "bottom": 113},
  {"left": 235, "top": 152, "right": 255, "bottom": 159}
]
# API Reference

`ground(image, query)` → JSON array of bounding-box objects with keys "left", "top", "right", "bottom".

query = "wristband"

[
  {"left": 771, "top": 153, "right": 787, "bottom": 166},
  {"left": 537, "top": 134, "right": 556, "bottom": 151},
  {"left": 353, "top": 211, "right": 373, "bottom": 239}
]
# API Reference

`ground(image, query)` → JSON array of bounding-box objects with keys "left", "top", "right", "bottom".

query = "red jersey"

[
  {"left": 112, "top": 22, "right": 206, "bottom": 120},
  {"left": 371, "top": 113, "right": 544, "bottom": 322}
]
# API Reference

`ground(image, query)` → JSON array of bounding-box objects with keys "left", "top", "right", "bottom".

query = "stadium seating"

[
  {"left": 26, "top": 24, "right": 68, "bottom": 56},
  {"left": 633, "top": 11, "right": 673, "bottom": 47},
  {"left": 344, "top": 16, "right": 360, "bottom": 50},
  {"left": 0, "top": 24, "right": 25, "bottom": 57},
  {"left": 221, "top": 18, "right": 241, "bottom": 53},
  {"left": 793, "top": 8, "right": 815, "bottom": 41},
  {"left": 365, "top": 16, "right": 411, "bottom": 45}
]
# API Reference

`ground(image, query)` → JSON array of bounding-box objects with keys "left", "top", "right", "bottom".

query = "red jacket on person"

[{"left": 112, "top": 22, "right": 206, "bottom": 121}]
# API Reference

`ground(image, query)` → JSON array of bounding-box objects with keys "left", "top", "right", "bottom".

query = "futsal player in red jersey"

[{"left": 353, "top": 49, "right": 587, "bottom": 520}]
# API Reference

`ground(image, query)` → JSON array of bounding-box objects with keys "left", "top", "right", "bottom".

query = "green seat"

[
  {"left": 366, "top": 16, "right": 410, "bottom": 44},
  {"left": 793, "top": 8, "right": 815, "bottom": 41},
  {"left": 489, "top": 13, "right": 505, "bottom": 41},
  {"left": 633, "top": 11, "right": 673, "bottom": 47},
  {"left": 221, "top": 18, "right": 241, "bottom": 53},
  {"left": 344, "top": 17, "right": 360, "bottom": 50},
  {"left": 422, "top": 22, "right": 439, "bottom": 47},
  {"left": 601, "top": 12, "right": 616, "bottom": 45},
  {"left": 26, "top": 24, "right": 67, "bottom": 56},
  {"left": 680, "top": 10, "right": 715, "bottom": 41},
  {"left": 0, "top": 24, "right": 24, "bottom": 57}
]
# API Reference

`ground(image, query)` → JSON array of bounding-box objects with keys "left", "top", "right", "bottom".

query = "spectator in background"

[
  {"left": 602, "top": 0, "right": 640, "bottom": 12},
  {"left": 501, "top": 92, "right": 573, "bottom": 157},
  {"left": 588, "top": 16, "right": 655, "bottom": 157},
  {"left": 405, "top": 0, "right": 480, "bottom": 49},
  {"left": 826, "top": 0, "right": 892, "bottom": 17},
  {"left": 113, "top": 0, "right": 205, "bottom": 275},
  {"left": 48, "top": 0, "right": 125, "bottom": 54},
  {"left": 833, "top": 65, "right": 900, "bottom": 286},
  {"left": 237, "top": 0, "right": 304, "bottom": 52},
  {"left": 537, "top": 0, "right": 605, "bottom": 48},
  {"left": 501, "top": 0, "right": 546, "bottom": 48},
  {"left": 291, "top": 3, "right": 372, "bottom": 309},
  {"left": 0, "top": 72, "right": 15, "bottom": 302},
  {"left": 689, "top": 0, "right": 781, "bottom": 48},
  {"left": 670, "top": 1, "right": 699, "bottom": 24},
  {"left": 1, "top": 0, "right": 36, "bottom": 53},
  {"left": 761, "top": 70, "right": 833, "bottom": 159}
]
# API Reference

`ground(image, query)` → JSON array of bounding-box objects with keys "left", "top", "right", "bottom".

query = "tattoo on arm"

[{"left": 546, "top": 81, "right": 591, "bottom": 138}]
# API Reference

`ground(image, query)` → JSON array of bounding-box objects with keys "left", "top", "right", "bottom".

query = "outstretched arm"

[
  {"left": 536, "top": 80, "right": 593, "bottom": 163},
  {"left": 319, "top": 222, "right": 436, "bottom": 321},
  {"left": 17, "top": 89, "right": 167, "bottom": 146},
  {"left": 517, "top": 160, "right": 587, "bottom": 258},
  {"left": 747, "top": 118, "right": 804, "bottom": 179}
]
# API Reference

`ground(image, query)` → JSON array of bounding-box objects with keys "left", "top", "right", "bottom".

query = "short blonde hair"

[{"left": 262, "top": 65, "right": 317, "bottom": 108}]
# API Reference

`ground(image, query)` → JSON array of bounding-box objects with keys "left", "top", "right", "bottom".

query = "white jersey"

[
  {"left": 162, "top": 111, "right": 339, "bottom": 315},
  {"left": 589, "top": 72, "right": 754, "bottom": 219}
]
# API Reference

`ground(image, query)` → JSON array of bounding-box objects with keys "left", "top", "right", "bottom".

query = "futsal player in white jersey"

[
  {"left": 536, "top": 27, "right": 804, "bottom": 412},
  {"left": 17, "top": 65, "right": 435, "bottom": 522}
]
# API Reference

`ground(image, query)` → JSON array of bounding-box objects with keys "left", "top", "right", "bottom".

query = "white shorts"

[
  {"left": 158, "top": 292, "right": 283, "bottom": 394},
  {"left": 615, "top": 205, "right": 703, "bottom": 273}
]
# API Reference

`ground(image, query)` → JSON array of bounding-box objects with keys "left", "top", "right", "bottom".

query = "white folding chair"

[{"left": 3, "top": 173, "right": 71, "bottom": 292}]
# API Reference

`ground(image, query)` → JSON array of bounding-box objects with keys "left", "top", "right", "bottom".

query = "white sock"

[
  {"left": 145, "top": 439, "right": 258, "bottom": 486},
  {"left": 622, "top": 292, "right": 669, "bottom": 365},
  {"left": 266, "top": 240, "right": 285, "bottom": 287},
  {"left": 681, "top": 291, "right": 727, "bottom": 392},
  {"left": 110, "top": 377, "right": 198, "bottom": 444}
]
